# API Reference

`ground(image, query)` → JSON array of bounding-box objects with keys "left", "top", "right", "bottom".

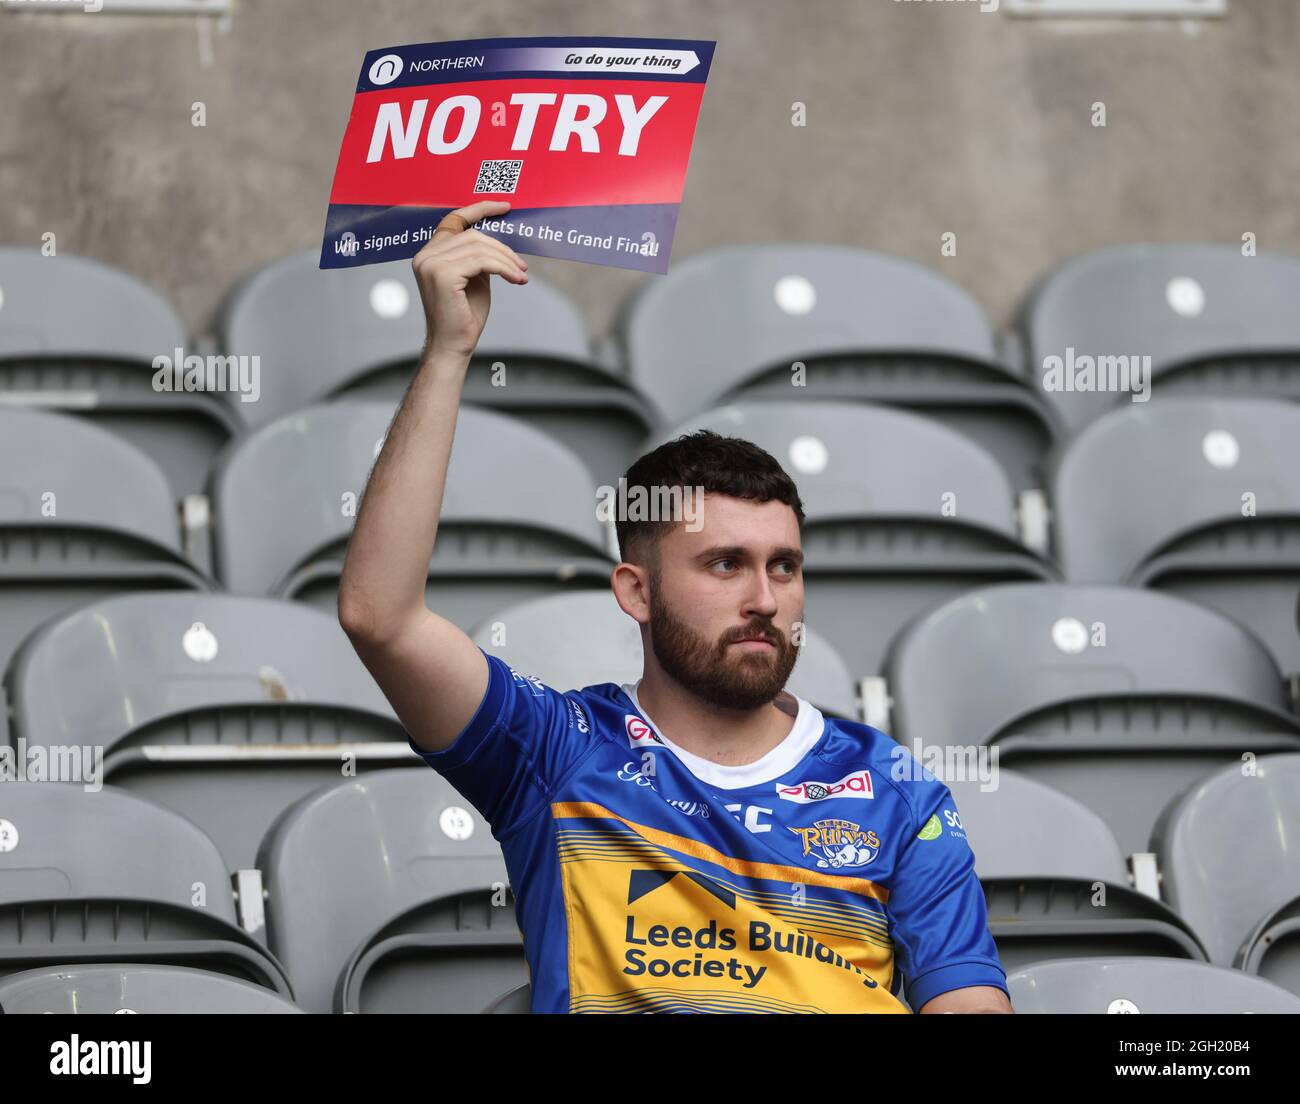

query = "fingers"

[
  {"left": 414, "top": 227, "right": 528, "bottom": 281},
  {"left": 414, "top": 218, "right": 526, "bottom": 263},
  {"left": 448, "top": 249, "right": 528, "bottom": 285},
  {"left": 438, "top": 228, "right": 527, "bottom": 265},
  {"left": 411, "top": 198, "right": 528, "bottom": 289},
  {"left": 431, "top": 245, "right": 528, "bottom": 285}
]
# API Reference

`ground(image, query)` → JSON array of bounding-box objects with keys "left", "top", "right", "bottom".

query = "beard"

[{"left": 647, "top": 585, "right": 800, "bottom": 711}]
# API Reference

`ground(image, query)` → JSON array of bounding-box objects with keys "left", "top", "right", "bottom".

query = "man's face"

[{"left": 645, "top": 493, "right": 804, "bottom": 710}]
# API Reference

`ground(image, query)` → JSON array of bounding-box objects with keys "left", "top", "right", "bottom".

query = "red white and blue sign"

[{"left": 320, "top": 36, "right": 715, "bottom": 274}]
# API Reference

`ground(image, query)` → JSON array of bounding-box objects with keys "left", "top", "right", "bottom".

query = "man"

[{"left": 338, "top": 200, "right": 1012, "bottom": 1014}]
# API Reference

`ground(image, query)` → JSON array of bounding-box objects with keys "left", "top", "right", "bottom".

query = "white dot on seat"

[
  {"left": 788, "top": 435, "right": 828, "bottom": 474},
  {"left": 369, "top": 279, "right": 410, "bottom": 319},
  {"left": 182, "top": 621, "right": 219, "bottom": 663},
  {"left": 774, "top": 275, "right": 816, "bottom": 315},
  {"left": 1051, "top": 617, "right": 1088, "bottom": 655},
  {"left": 1166, "top": 276, "right": 1205, "bottom": 317},
  {"left": 1202, "top": 429, "right": 1239, "bottom": 469}
]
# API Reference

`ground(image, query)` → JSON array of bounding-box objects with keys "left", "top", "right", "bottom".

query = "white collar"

[{"left": 620, "top": 680, "right": 826, "bottom": 790}]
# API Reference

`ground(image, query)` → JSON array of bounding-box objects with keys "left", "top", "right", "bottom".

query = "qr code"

[{"left": 474, "top": 159, "right": 523, "bottom": 194}]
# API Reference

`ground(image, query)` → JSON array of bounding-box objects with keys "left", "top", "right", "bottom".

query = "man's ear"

[{"left": 611, "top": 561, "right": 652, "bottom": 625}]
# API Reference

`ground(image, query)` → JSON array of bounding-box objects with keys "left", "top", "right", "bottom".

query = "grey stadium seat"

[
  {"left": 1155, "top": 754, "right": 1300, "bottom": 994},
  {"left": 210, "top": 401, "right": 614, "bottom": 629},
  {"left": 619, "top": 244, "right": 1058, "bottom": 492},
  {"left": 219, "top": 251, "right": 656, "bottom": 483},
  {"left": 258, "top": 769, "right": 523, "bottom": 1013},
  {"left": 1241, "top": 897, "right": 1300, "bottom": 1000},
  {"left": 0, "top": 408, "right": 210, "bottom": 682},
  {"left": 882, "top": 584, "right": 1300, "bottom": 858},
  {"left": 946, "top": 771, "right": 1204, "bottom": 971},
  {"left": 0, "top": 783, "right": 291, "bottom": 995},
  {"left": 6, "top": 591, "right": 414, "bottom": 875},
  {"left": 1007, "top": 957, "right": 1300, "bottom": 1014},
  {"left": 1017, "top": 243, "right": 1300, "bottom": 433},
  {"left": 0, "top": 964, "right": 303, "bottom": 1014},
  {"left": 472, "top": 588, "right": 861, "bottom": 720},
  {"left": 1053, "top": 396, "right": 1300, "bottom": 682},
  {"left": 646, "top": 401, "right": 1055, "bottom": 677},
  {"left": 0, "top": 248, "right": 244, "bottom": 500},
  {"left": 483, "top": 983, "right": 532, "bottom": 1013}
]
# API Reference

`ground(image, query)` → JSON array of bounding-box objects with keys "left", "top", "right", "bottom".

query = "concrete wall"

[{"left": 1, "top": 0, "right": 1296, "bottom": 341}]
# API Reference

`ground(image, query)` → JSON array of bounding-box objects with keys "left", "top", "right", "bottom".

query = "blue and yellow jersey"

[{"left": 409, "top": 650, "right": 1007, "bottom": 1013}]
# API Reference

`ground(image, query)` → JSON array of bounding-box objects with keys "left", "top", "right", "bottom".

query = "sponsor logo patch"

[
  {"left": 625, "top": 714, "right": 659, "bottom": 750},
  {"left": 776, "top": 769, "right": 874, "bottom": 804},
  {"left": 789, "top": 819, "right": 881, "bottom": 869}
]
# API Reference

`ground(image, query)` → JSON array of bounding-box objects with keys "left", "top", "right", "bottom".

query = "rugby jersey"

[{"left": 409, "top": 649, "right": 1007, "bottom": 1013}]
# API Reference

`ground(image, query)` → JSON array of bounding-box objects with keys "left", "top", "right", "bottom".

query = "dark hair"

[{"left": 614, "top": 430, "right": 806, "bottom": 565}]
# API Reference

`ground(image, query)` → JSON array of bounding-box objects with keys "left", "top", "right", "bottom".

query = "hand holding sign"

[{"left": 411, "top": 200, "right": 529, "bottom": 360}]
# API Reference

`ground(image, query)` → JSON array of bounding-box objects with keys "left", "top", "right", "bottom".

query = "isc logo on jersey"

[
  {"left": 775, "top": 769, "right": 874, "bottom": 805},
  {"left": 509, "top": 667, "right": 546, "bottom": 698}
]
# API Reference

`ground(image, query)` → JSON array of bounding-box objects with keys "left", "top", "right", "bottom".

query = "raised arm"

[{"left": 337, "top": 200, "right": 529, "bottom": 753}]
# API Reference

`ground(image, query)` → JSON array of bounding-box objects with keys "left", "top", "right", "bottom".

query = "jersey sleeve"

[
  {"left": 406, "top": 648, "right": 598, "bottom": 837},
  {"left": 887, "top": 777, "right": 1008, "bottom": 1011}
]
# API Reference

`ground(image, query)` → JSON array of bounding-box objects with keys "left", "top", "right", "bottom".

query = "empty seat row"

[
  {"left": 4, "top": 243, "right": 1299, "bottom": 500},
  {"left": 0, "top": 247, "right": 242, "bottom": 503},
  {"left": 3, "top": 581, "right": 1298, "bottom": 874},
  {"left": 0, "top": 965, "right": 304, "bottom": 1015},
  {"left": 6, "top": 756, "right": 1296, "bottom": 1013},
  {"left": 880, "top": 582, "right": 1300, "bottom": 857},
  {"left": 4, "top": 394, "right": 1297, "bottom": 685},
  {"left": 5, "top": 592, "right": 409, "bottom": 871},
  {"left": 953, "top": 758, "right": 1300, "bottom": 995},
  {"left": 13, "top": 953, "right": 1292, "bottom": 1014},
  {"left": 0, "top": 772, "right": 521, "bottom": 1014},
  {"left": 4, "top": 585, "right": 1300, "bottom": 992},
  {"left": 0, "top": 407, "right": 212, "bottom": 681},
  {"left": 1006, "top": 957, "right": 1300, "bottom": 1014},
  {"left": 0, "top": 402, "right": 616, "bottom": 679},
  {"left": 209, "top": 401, "right": 613, "bottom": 616}
]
